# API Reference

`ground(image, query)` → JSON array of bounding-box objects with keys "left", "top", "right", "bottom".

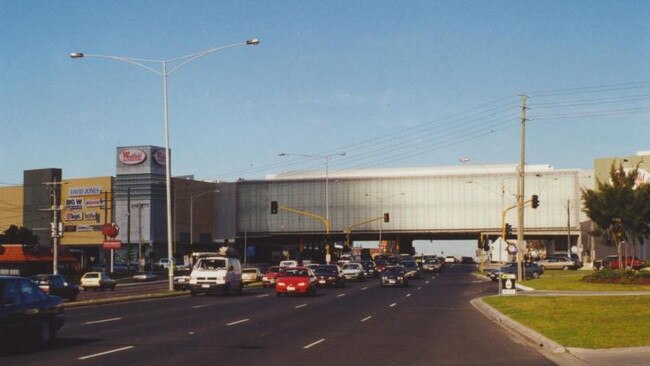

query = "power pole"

[
  {"left": 42, "top": 180, "right": 63, "bottom": 275},
  {"left": 133, "top": 203, "right": 149, "bottom": 271},
  {"left": 127, "top": 187, "right": 131, "bottom": 267},
  {"left": 516, "top": 94, "right": 528, "bottom": 281}
]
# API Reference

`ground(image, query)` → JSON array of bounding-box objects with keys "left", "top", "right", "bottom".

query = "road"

[{"left": 2, "top": 265, "right": 556, "bottom": 365}]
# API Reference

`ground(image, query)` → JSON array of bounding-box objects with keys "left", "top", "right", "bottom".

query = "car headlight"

[{"left": 398, "top": 277, "right": 404, "bottom": 280}]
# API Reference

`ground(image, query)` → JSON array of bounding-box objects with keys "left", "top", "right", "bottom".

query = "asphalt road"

[{"left": 2, "top": 265, "right": 556, "bottom": 365}]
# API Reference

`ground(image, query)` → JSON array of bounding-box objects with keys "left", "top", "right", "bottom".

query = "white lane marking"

[
  {"left": 84, "top": 317, "right": 122, "bottom": 325},
  {"left": 389, "top": 303, "right": 397, "bottom": 308},
  {"left": 361, "top": 316, "right": 372, "bottom": 322},
  {"left": 257, "top": 294, "right": 270, "bottom": 298},
  {"left": 304, "top": 338, "right": 326, "bottom": 349},
  {"left": 417, "top": 287, "right": 422, "bottom": 290},
  {"left": 361, "top": 286, "right": 368, "bottom": 290},
  {"left": 78, "top": 346, "right": 134, "bottom": 360},
  {"left": 295, "top": 303, "right": 308, "bottom": 309},
  {"left": 425, "top": 281, "right": 430, "bottom": 284},
  {"left": 406, "top": 293, "right": 412, "bottom": 298},
  {"left": 191, "top": 304, "right": 210, "bottom": 309},
  {"left": 227, "top": 318, "right": 250, "bottom": 326},
  {"left": 337, "top": 293, "right": 346, "bottom": 297},
  {"left": 431, "top": 276, "right": 436, "bottom": 279}
]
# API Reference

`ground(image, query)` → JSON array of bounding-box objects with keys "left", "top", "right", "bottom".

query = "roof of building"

[{"left": 0, "top": 244, "right": 78, "bottom": 263}]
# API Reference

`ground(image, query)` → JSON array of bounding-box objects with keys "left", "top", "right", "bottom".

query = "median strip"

[
  {"left": 227, "top": 318, "right": 250, "bottom": 326},
  {"left": 78, "top": 346, "right": 134, "bottom": 360},
  {"left": 84, "top": 317, "right": 122, "bottom": 325},
  {"left": 303, "top": 338, "right": 326, "bottom": 349}
]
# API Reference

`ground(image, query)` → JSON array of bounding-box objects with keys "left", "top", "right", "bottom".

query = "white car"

[
  {"left": 241, "top": 268, "right": 263, "bottom": 284},
  {"left": 80, "top": 272, "right": 116, "bottom": 291},
  {"left": 341, "top": 263, "right": 365, "bottom": 281}
]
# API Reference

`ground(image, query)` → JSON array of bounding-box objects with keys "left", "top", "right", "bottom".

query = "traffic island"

[{"left": 65, "top": 290, "right": 188, "bottom": 308}]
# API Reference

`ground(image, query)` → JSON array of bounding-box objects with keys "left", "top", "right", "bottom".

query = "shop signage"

[
  {"left": 153, "top": 149, "right": 166, "bottom": 165},
  {"left": 119, "top": 148, "right": 147, "bottom": 165},
  {"left": 77, "top": 225, "right": 93, "bottom": 232},
  {"left": 103, "top": 240, "right": 122, "bottom": 250},
  {"left": 69, "top": 186, "right": 103, "bottom": 196},
  {"left": 84, "top": 212, "right": 99, "bottom": 221},
  {"left": 85, "top": 198, "right": 105, "bottom": 208},
  {"left": 65, "top": 198, "right": 83, "bottom": 209},
  {"left": 65, "top": 212, "right": 84, "bottom": 221}
]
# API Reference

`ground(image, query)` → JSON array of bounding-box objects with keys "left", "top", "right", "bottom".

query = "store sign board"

[
  {"left": 69, "top": 186, "right": 103, "bottom": 197},
  {"left": 119, "top": 148, "right": 147, "bottom": 165},
  {"left": 153, "top": 149, "right": 166, "bottom": 166},
  {"left": 85, "top": 198, "right": 105, "bottom": 208},
  {"left": 65, "top": 212, "right": 83, "bottom": 221},
  {"left": 65, "top": 198, "right": 83, "bottom": 210}
]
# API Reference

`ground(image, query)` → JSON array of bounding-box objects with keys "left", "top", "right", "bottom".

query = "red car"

[
  {"left": 275, "top": 267, "right": 318, "bottom": 297},
  {"left": 595, "top": 256, "right": 646, "bottom": 270},
  {"left": 262, "top": 266, "right": 283, "bottom": 288}
]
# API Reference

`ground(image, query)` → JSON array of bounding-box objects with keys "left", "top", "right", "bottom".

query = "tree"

[
  {"left": 581, "top": 163, "right": 650, "bottom": 271},
  {"left": 0, "top": 225, "right": 41, "bottom": 246}
]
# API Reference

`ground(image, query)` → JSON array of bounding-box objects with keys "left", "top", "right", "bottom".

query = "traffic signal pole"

[{"left": 271, "top": 203, "right": 332, "bottom": 262}]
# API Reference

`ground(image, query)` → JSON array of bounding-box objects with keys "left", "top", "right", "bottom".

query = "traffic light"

[
  {"left": 271, "top": 201, "right": 278, "bottom": 214},
  {"left": 383, "top": 213, "right": 389, "bottom": 223},
  {"left": 483, "top": 239, "right": 490, "bottom": 251},
  {"left": 532, "top": 194, "right": 539, "bottom": 209},
  {"left": 505, "top": 223, "right": 512, "bottom": 236}
]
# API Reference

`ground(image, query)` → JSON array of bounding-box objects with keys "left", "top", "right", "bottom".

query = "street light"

[
  {"left": 279, "top": 152, "right": 346, "bottom": 262},
  {"left": 71, "top": 39, "right": 260, "bottom": 290},
  {"left": 190, "top": 190, "right": 219, "bottom": 246},
  {"left": 365, "top": 192, "right": 405, "bottom": 249}
]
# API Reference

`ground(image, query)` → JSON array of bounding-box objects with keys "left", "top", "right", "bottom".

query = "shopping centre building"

[{"left": 1, "top": 147, "right": 649, "bottom": 274}]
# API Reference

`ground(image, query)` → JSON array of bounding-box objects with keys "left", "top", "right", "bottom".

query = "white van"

[
  {"left": 279, "top": 260, "right": 299, "bottom": 267},
  {"left": 189, "top": 256, "right": 243, "bottom": 296}
]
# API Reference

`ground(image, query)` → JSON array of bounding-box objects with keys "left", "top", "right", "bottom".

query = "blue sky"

[{"left": 2, "top": 1, "right": 649, "bottom": 185}]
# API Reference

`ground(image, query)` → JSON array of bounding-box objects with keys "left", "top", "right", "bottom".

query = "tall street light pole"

[
  {"left": 279, "top": 152, "right": 346, "bottom": 262},
  {"left": 190, "top": 190, "right": 219, "bottom": 247},
  {"left": 70, "top": 39, "right": 260, "bottom": 290}
]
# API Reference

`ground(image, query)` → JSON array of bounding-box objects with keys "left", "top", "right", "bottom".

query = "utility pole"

[
  {"left": 127, "top": 187, "right": 131, "bottom": 267},
  {"left": 567, "top": 199, "right": 571, "bottom": 258},
  {"left": 516, "top": 94, "right": 528, "bottom": 281},
  {"left": 133, "top": 203, "right": 149, "bottom": 271},
  {"left": 42, "top": 180, "right": 63, "bottom": 275}
]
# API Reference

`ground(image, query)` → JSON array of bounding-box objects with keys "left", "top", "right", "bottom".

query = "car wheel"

[
  {"left": 532, "top": 271, "right": 540, "bottom": 279},
  {"left": 563, "top": 266, "right": 569, "bottom": 271}
]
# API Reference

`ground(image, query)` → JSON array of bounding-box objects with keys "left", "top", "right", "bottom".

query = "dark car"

[
  {"left": 314, "top": 265, "right": 343, "bottom": 287},
  {"left": 0, "top": 276, "right": 65, "bottom": 347},
  {"left": 594, "top": 255, "right": 646, "bottom": 270},
  {"left": 29, "top": 274, "right": 80, "bottom": 302},
  {"left": 401, "top": 260, "right": 421, "bottom": 279},
  {"left": 487, "top": 262, "right": 544, "bottom": 281},
  {"left": 380, "top": 265, "right": 408, "bottom": 287},
  {"left": 361, "top": 260, "right": 377, "bottom": 277}
]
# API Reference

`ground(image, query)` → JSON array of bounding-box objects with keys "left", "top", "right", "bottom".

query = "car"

[
  {"left": 421, "top": 257, "right": 442, "bottom": 272},
  {"left": 341, "top": 262, "right": 365, "bottom": 281},
  {"left": 279, "top": 260, "right": 299, "bottom": 268},
  {"left": 242, "top": 268, "right": 263, "bottom": 284},
  {"left": 461, "top": 256, "right": 476, "bottom": 264},
  {"left": 0, "top": 276, "right": 65, "bottom": 347},
  {"left": 444, "top": 256, "right": 457, "bottom": 264},
  {"left": 361, "top": 260, "right": 377, "bottom": 277},
  {"left": 80, "top": 272, "right": 117, "bottom": 291},
  {"left": 262, "top": 266, "right": 284, "bottom": 288},
  {"left": 132, "top": 271, "right": 158, "bottom": 282},
  {"left": 157, "top": 258, "right": 175, "bottom": 270},
  {"left": 536, "top": 255, "right": 582, "bottom": 270},
  {"left": 380, "top": 265, "right": 408, "bottom": 287},
  {"left": 594, "top": 255, "right": 647, "bottom": 270},
  {"left": 401, "top": 260, "right": 422, "bottom": 279},
  {"left": 189, "top": 256, "right": 244, "bottom": 296},
  {"left": 313, "top": 264, "right": 343, "bottom": 287},
  {"left": 275, "top": 267, "right": 317, "bottom": 297},
  {"left": 29, "top": 274, "right": 80, "bottom": 302},
  {"left": 486, "top": 262, "right": 544, "bottom": 281},
  {"left": 173, "top": 267, "right": 192, "bottom": 290}
]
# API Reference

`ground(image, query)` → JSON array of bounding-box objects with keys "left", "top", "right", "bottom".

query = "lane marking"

[
  {"left": 431, "top": 276, "right": 436, "bottom": 279},
  {"left": 425, "top": 281, "right": 430, "bottom": 284},
  {"left": 191, "top": 304, "right": 210, "bottom": 309},
  {"left": 406, "top": 293, "right": 412, "bottom": 298},
  {"left": 304, "top": 338, "right": 326, "bottom": 349},
  {"left": 361, "top": 316, "right": 372, "bottom": 322},
  {"left": 417, "top": 287, "right": 422, "bottom": 290},
  {"left": 257, "top": 294, "right": 270, "bottom": 298},
  {"left": 84, "top": 317, "right": 122, "bottom": 325},
  {"left": 361, "top": 286, "right": 368, "bottom": 290},
  {"left": 227, "top": 318, "right": 250, "bottom": 326},
  {"left": 295, "top": 303, "right": 308, "bottom": 309},
  {"left": 389, "top": 303, "right": 397, "bottom": 308},
  {"left": 337, "top": 293, "right": 346, "bottom": 298},
  {"left": 78, "top": 346, "right": 134, "bottom": 360}
]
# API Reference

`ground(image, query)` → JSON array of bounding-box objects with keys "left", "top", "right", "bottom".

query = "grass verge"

[
  {"left": 521, "top": 270, "right": 650, "bottom": 291},
  {"left": 484, "top": 295, "right": 650, "bottom": 348}
]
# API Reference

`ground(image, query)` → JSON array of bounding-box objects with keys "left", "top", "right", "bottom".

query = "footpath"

[{"left": 471, "top": 274, "right": 650, "bottom": 366}]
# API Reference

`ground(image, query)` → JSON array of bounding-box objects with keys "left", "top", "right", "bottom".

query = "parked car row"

[{"left": 486, "top": 262, "right": 544, "bottom": 281}]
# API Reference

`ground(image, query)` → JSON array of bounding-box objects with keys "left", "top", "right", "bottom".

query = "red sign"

[
  {"left": 119, "top": 149, "right": 147, "bottom": 165},
  {"left": 103, "top": 240, "right": 122, "bottom": 250},
  {"left": 102, "top": 223, "right": 119, "bottom": 238}
]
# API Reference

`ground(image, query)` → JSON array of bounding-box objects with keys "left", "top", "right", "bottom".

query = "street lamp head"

[
  {"left": 69, "top": 52, "right": 84, "bottom": 59},
  {"left": 246, "top": 39, "right": 260, "bottom": 45}
]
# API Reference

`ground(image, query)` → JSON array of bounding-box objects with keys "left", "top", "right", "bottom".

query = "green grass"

[
  {"left": 521, "top": 270, "right": 650, "bottom": 291},
  {"left": 484, "top": 295, "right": 650, "bottom": 348}
]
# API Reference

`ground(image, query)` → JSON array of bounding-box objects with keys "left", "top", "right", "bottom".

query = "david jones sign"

[{"left": 119, "top": 149, "right": 147, "bottom": 165}]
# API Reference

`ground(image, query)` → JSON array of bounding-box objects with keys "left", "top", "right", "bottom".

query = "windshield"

[
  {"left": 315, "top": 266, "right": 338, "bottom": 275},
  {"left": 199, "top": 259, "right": 227, "bottom": 270},
  {"left": 283, "top": 269, "right": 309, "bottom": 277}
]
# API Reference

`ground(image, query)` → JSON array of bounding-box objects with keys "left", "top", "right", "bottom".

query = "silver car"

[{"left": 536, "top": 255, "right": 581, "bottom": 270}]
